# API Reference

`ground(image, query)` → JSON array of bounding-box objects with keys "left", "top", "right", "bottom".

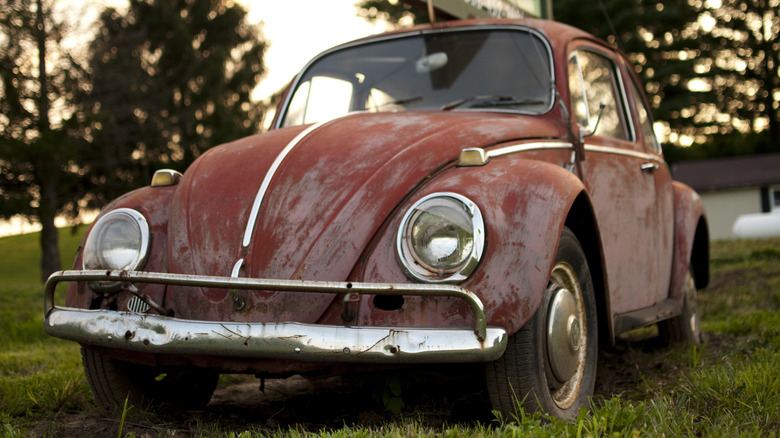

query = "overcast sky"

[{"left": 245, "top": 1, "right": 389, "bottom": 100}]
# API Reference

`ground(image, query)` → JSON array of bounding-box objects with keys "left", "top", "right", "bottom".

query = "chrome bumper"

[{"left": 43, "top": 270, "right": 508, "bottom": 363}]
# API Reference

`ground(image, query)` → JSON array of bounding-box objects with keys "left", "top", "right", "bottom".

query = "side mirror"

[{"left": 578, "top": 101, "right": 606, "bottom": 142}]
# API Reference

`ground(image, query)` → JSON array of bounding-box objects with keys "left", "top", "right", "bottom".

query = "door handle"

[{"left": 641, "top": 162, "right": 659, "bottom": 172}]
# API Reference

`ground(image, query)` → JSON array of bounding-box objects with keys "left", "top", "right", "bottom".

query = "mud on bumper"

[{"left": 43, "top": 270, "right": 507, "bottom": 364}]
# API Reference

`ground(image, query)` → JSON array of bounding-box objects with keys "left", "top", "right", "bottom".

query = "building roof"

[{"left": 671, "top": 153, "right": 780, "bottom": 192}]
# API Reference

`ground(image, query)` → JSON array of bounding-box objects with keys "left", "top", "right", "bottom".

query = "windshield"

[{"left": 279, "top": 28, "right": 554, "bottom": 128}]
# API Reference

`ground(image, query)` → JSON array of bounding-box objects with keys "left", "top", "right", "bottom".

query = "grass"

[
  {"left": 0, "top": 226, "right": 94, "bottom": 434},
  {"left": 1, "top": 230, "right": 779, "bottom": 436}
]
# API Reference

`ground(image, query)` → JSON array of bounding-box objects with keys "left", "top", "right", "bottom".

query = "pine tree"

[
  {"left": 698, "top": 0, "right": 779, "bottom": 152},
  {"left": 0, "top": 0, "right": 87, "bottom": 280},
  {"left": 554, "top": 0, "right": 711, "bottom": 146},
  {"left": 79, "top": 0, "right": 267, "bottom": 195}
]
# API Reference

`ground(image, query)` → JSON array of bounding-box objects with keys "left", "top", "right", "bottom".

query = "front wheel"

[
  {"left": 81, "top": 347, "right": 219, "bottom": 411},
  {"left": 486, "top": 227, "right": 598, "bottom": 420}
]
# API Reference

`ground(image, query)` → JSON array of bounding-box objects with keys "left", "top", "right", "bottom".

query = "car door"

[
  {"left": 568, "top": 44, "right": 673, "bottom": 316},
  {"left": 621, "top": 63, "right": 675, "bottom": 307}
]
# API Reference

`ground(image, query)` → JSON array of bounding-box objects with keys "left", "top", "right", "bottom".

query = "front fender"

[
  {"left": 64, "top": 185, "right": 178, "bottom": 310},
  {"left": 362, "top": 155, "right": 586, "bottom": 335},
  {"left": 670, "top": 181, "right": 709, "bottom": 301}
]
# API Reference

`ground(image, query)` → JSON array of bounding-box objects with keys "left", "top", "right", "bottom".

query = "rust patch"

[{"left": 358, "top": 329, "right": 409, "bottom": 355}]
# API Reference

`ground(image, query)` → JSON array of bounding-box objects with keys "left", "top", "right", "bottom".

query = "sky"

[{"left": 244, "top": 1, "right": 390, "bottom": 101}]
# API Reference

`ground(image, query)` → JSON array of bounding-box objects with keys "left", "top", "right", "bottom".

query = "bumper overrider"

[{"left": 44, "top": 270, "right": 508, "bottom": 364}]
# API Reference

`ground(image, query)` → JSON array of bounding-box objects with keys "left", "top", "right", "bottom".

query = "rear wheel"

[
  {"left": 659, "top": 269, "right": 702, "bottom": 346},
  {"left": 486, "top": 227, "right": 598, "bottom": 420},
  {"left": 81, "top": 347, "right": 219, "bottom": 411}
]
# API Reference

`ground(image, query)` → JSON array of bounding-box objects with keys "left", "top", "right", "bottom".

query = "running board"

[{"left": 613, "top": 299, "right": 681, "bottom": 335}]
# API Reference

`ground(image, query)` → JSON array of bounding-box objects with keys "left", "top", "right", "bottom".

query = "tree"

[
  {"left": 554, "top": 0, "right": 717, "bottom": 147},
  {"left": 358, "top": 1, "right": 709, "bottom": 143},
  {"left": 359, "top": 1, "right": 779, "bottom": 155},
  {"left": 0, "top": 0, "right": 88, "bottom": 281},
  {"left": 557, "top": 0, "right": 779, "bottom": 153},
  {"left": 1, "top": 0, "right": 267, "bottom": 281},
  {"left": 356, "top": 0, "right": 428, "bottom": 25},
  {"left": 78, "top": 0, "right": 267, "bottom": 195},
  {"left": 698, "top": 0, "right": 779, "bottom": 151}
]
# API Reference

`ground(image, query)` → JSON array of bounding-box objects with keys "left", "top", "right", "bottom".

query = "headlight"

[
  {"left": 397, "top": 192, "right": 485, "bottom": 283},
  {"left": 83, "top": 208, "right": 150, "bottom": 272}
]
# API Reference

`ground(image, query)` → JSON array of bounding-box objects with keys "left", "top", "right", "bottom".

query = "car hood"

[{"left": 167, "top": 111, "right": 562, "bottom": 321}]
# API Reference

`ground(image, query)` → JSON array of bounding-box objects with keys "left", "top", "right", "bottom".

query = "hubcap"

[
  {"left": 546, "top": 262, "right": 588, "bottom": 409},
  {"left": 547, "top": 285, "right": 581, "bottom": 382}
]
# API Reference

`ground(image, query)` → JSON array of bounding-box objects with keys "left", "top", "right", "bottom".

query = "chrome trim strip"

[
  {"left": 487, "top": 141, "right": 573, "bottom": 159},
  {"left": 242, "top": 120, "right": 332, "bottom": 247},
  {"left": 640, "top": 162, "right": 660, "bottom": 172},
  {"left": 583, "top": 144, "right": 663, "bottom": 163},
  {"left": 44, "top": 308, "right": 507, "bottom": 364},
  {"left": 615, "top": 59, "right": 637, "bottom": 143},
  {"left": 230, "top": 258, "right": 244, "bottom": 278},
  {"left": 459, "top": 142, "right": 664, "bottom": 167},
  {"left": 44, "top": 270, "right": 491, "bottom": 342}
]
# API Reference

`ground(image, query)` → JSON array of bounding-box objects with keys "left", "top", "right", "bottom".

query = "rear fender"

[
  {"left": 670, "top": 181, "right": 710, "bottom": 302},
  {"left": 362, "top": 157, "right": 586, "bottom": 335}
]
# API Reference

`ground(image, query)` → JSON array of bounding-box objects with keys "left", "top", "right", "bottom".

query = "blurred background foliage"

[
  {"left": 0, "top": 0, "right": 266, "bottom": 279},
  {"left": 357, "top": 0, "right": 780, "bottom": 162}
]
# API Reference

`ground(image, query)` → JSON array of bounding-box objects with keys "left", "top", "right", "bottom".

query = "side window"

[
  {"left": 629, "top": 78, "right": 661, "bottom": 153},
  {"left": 568, "top": 50, "right": 628, "bottom": 140}
]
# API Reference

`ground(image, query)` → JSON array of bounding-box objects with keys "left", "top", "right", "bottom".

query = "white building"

[{"left": 672, "top": 153, "right": 780, "bottom": 240}]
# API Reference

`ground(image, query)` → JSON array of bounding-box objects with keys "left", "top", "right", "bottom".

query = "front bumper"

[{"left": 44, "top": 270, "right": 508, "bottom": 364}]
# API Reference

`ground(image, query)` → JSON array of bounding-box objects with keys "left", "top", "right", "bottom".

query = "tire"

[
  {"left": 81, "top": 347, "right": 219, "bottom": 411},
  {"left": 658, "top": 269, "right": 702, "bottom": 346},
  {"left": 486, "top": 227, "right": 598, "bottom": 421}
]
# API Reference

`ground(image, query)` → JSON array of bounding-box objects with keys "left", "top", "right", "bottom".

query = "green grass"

[
  {"left": 0, "top": 227, "right": 85, "bottom": 350},
  {"left": 1, "top": 231, "right": 779, "bottom": 436},
  {"left": 0, "top": 227, "right": 93, "bottom": 433}
]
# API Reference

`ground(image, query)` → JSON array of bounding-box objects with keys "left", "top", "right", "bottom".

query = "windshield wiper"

[{"left": 441, "top": 95, "right": 544, "bottom": 111}]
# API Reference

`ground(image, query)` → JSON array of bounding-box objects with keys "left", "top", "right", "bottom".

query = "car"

[{"left": 44, "top": 17, "right": 710, "bottom": 420}]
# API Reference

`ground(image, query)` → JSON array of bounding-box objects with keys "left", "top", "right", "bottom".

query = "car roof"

[{"left": 338, "top": 18, "right": 603, "bottom": 51}]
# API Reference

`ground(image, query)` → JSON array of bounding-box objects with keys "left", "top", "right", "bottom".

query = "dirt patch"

[
  {"left": 29, "top": 366, "right": 493, "bottom": 437},
  {"left": 28, "top": 333, "right": 724, "bottom": 437}
]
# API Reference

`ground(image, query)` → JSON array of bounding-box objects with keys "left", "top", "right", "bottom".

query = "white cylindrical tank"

[{"left": 733, "top": 210, "right": 780, "bottom": 238}]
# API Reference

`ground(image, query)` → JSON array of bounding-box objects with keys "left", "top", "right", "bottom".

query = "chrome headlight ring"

[
  {"left": 83, "top": 208, "right": 151, "bottom": 273},
  {"left": 397, "top": 192, "right": 485, "bottom": 283}
]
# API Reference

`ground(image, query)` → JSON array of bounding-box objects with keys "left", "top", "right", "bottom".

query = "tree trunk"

[
  {"left": 39, "top": 181, "right": 61, "bottom": 282},
  {"left": 35, "top": 0, "right": 60, "bottom": 282}
]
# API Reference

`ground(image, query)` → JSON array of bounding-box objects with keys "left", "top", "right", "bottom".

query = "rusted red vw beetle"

[{"left": 44, "top": 18, "right": 709, "bottom": 419}]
